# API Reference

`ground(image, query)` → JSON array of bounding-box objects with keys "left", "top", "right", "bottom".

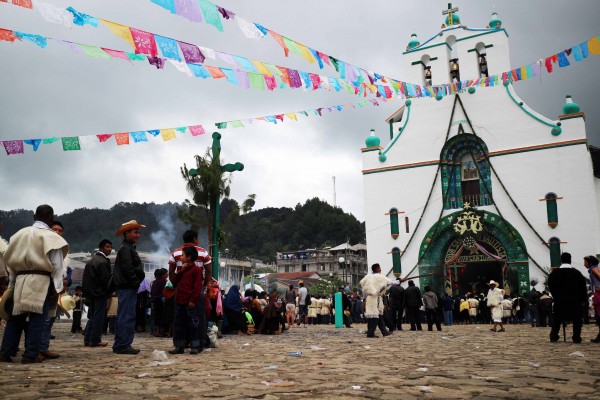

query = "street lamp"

[
  {"left": 338, "top": 256, "right": 345, "bottom": 287},
  {"left": 219, "top": 261, "right": 227, "bottom": 289}
]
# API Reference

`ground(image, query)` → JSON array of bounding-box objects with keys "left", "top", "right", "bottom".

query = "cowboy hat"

[
  {"left": 116, "top": 220, "right": 146, "bottom": 236},
  {"left": 58, "top": 293, "right": 77, "bottom": 313},
  {"left": 488, "top": 280, "right": 498, "bottom": 286},
  {"left": 0, "top": 287, "right": 14, "bottom": 320}
]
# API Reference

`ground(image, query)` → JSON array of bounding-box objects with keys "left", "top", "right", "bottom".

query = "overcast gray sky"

[{"left": 0, "top": 0, "right": 598, "bottom": 222}]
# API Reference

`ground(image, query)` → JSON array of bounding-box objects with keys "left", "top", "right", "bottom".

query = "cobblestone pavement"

[{"left": 1, "top": 320, "right": 599, "bottom": 399}]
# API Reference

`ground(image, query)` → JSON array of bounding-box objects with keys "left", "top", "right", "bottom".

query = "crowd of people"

[{"left": 0, "top": 205, "right": 599, "bottom": 363}]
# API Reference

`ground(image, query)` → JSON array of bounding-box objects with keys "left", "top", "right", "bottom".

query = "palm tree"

[
  {"left": 241, "top": 194, "right": 257, "bottom": 214},
  {"left": 180, "top": 147, "right": 232, "bottom": 253}
]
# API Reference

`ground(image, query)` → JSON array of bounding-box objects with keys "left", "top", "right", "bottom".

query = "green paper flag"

[
  {"left": 249, "top": 73, "right": 265, "bottom": 90},
  {"left": 42, "top": 137, "right": 59, "bottom": 144},
  {"left": 78, "top": 44, "right": 111, "bottom": 59},
  {"left": 282, "top": 37, "right": 302, "bottom": 56},
  {"left": 229, "top": 120, "right": 244, "bottom": 128},
  {"left": 62, "top": 137, "right": 81, "bottom": 151},
  {"left": 215, "top": 122, "right": 227, "bottom": 129},
  {"left": 175, "top": 126, "right": 187, "bottom": 134},
  {"left": 126, "top": 52, "right": 147, "bottom": 61},
  {"left": 197, "top": 0, "right": 224, "bottom": 32}
]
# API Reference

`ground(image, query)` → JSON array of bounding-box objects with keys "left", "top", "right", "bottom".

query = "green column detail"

[
  {"left": 549, "top": 237, "right": 561, "bottom": 268},
  {"left": 379, "top": 100, "right": 412, "bottom": 162},
  {"left": 545, "top": 193, "right": 558, "bottom": 228},
  {"left": 392, "top": 247, "right": 402, "bottom": 277},
  {"left": 504, "top": 80, "right": 562, "bottom": 135},
  {"left": 390, "top": 208, "right": 399, "bottom": 239}
]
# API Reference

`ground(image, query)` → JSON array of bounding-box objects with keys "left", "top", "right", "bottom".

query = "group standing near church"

[{"left": 1, "top": 205, "right": 600, "bottom": 364}]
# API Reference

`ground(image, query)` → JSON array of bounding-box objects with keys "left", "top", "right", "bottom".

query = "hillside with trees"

[{"left": 0, "top": 198, "right": 364, "bottom": 261}]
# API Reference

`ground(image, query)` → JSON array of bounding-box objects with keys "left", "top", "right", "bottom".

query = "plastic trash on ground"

[
  {"left": 569, "top": 351, "right": 584, "bottom": 357},
  {"left": 151, "top": 350, "right": 168, "bottom": 360}
]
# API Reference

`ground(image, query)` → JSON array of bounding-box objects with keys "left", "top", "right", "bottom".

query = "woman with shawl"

[{"left": 223, "top": 285, "right": 250, "bottom": 335}]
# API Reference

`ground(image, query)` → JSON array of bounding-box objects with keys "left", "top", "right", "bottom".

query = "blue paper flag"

[
  {"left": 254, "top": 23, "right": 268, "bottom": 36},
  {"left": 329, "top": 78, "right": 341, "bottom": 92},
  {"left": 14, "top": 32, "right": 47, "bottom": 48},
  {"left": 233, "top": 56, "right": 258, "bottom": 73},
  {"left": 309, "top": 48, "right": 323, "bottom": 69},
  {"left": 222, "top": 68, "right": 238, "bottom": 85},
  {"left": 24, "top": 139, "right": 42, "bottom": 152},
  {"left": 580, "top": 42, "right": 589, "bottom": 59},
  {"left": 155, "top": 35, "right": 181, "bottom": 61},
  {"left": 299, "top": 71, "right": 311, "bottom": 89},
  {"left": 130, "top": 131, "right": 148, "bottom": 143},
  {"left": 66, "top": 7, "right": 99, "bottom": 27},
  {"left": 571, "top": 45, "right": 583, "bottom": 62},
  {"left": 147, "top": 130, "right": 160, "bottom": 137},
  {"left": 188, "top": 63, "right": 210, "bottom": 79},
  {"left": 264, "top": 116, "right": 277, "bottom": 124},
  {"left": 558, "top": 51, "right": 570, "bottom": 67},
  {"left": 151, "top": 0, "right": 176, "bottom": 14}
]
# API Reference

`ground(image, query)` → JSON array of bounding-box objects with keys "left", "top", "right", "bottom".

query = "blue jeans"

[
  {"left": 113, "top": 288, "right": 137, "bottom": 352},
  {"left": 173, "top": 303, "right": 200, "bottom": 348},
  {"left": 40, "top": 315, "right": 56, "bottom": 352},
  {"left": 1, "top": 285, "right": 51, "bottom": 358},
  {"left": 84, "top": 296, "right": 107, "bottom": 345},
  {"left": 444, "top": 310, "right": 453, "bottom": 325}
]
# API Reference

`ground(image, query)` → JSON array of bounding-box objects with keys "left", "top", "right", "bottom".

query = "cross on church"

[{"left": 442, "top": 3, "right": 459, "bottom": 25}]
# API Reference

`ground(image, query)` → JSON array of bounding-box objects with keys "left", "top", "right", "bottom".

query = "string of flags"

[
  {"left": 4, "top": 1, "right": 401, "bottom": 98},
  {"left": 1, "top": 0, "right": 599, "bottom": 158},
  {"left": 0, "top": 93, "right": 390, "bottom": 156},
  {"left": 146, "top": 0, "right": 396, "bottom": 85}
]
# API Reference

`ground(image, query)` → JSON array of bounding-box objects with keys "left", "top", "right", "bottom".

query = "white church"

[{"left": 362, "top": 6, "right": 600, "bottom": 296}]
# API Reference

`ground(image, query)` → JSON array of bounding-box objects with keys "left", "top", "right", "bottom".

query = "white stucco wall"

[{"left": 362, "top": 84, "right": 599, "bottom": 290}]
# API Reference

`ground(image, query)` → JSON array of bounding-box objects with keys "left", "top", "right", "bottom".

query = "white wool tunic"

[{"left": 360, "top": 274, "right": 393, "bottom": 319}]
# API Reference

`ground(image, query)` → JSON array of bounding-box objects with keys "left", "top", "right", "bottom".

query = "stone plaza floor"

[{"left": 1, "top": 320, "right": 599, "bottom": 399}]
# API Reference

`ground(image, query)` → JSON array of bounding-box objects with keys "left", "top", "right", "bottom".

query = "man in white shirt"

[{"left": 297, "top": 281, "right": 308, "bottom": 327}]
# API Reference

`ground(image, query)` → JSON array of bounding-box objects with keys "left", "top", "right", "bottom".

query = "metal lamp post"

[
  {"left": 188, "top": 132, "right": 243, "bottom": 279},
  {"left": 338, "top": 256, "right": 345, "bottom": 287}
]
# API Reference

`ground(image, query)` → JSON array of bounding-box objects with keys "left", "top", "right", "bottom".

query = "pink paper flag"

[
  {"left": 114, "top": 133, "right": 130, "bottom": 145},
  {"left": 2, "top": 140, "right": 24, "bottom": 155},
  {"left": 97, "top": 134, "right": 113, "bottom": 142},
  {"left": 102, "top": 48, "right": 131, "bottom": 62},
  {"left": 129, "top": 28, "right": 158, "bottom": 57},
  {"left": 188, "top": 125, "right": 205, "bottom": 136}
]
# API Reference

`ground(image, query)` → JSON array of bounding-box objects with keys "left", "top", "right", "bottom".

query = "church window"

[
  {"left": 441, "top": 133, "right": 493, "bottom": 210},
  {"left": 548, "top": 237, "right": 561, "bottom": 267},
  {"left": 389, "top": 208, "right": 400, "bottom": 239},
  {"left": 544, "top": 192, "right": 559, "bottom": 228},
  {"left": 475, "top": 42, "right": 489, "bottom": 78},
  {"left": 391, "top": 247, "right": 402, "bottom": 276}
]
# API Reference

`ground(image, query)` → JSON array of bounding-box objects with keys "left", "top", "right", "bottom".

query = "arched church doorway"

[{"left": 417, "top": 206, "right": 529, "bottom": 297}]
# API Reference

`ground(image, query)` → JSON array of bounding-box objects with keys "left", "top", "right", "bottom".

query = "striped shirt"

[{"left": 168, "top": 243, "right": 211, "bottom": 289}]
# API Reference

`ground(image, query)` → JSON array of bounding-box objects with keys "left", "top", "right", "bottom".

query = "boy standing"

[{"left": 169, "top": 247, "right": 203, "bottom": 355}]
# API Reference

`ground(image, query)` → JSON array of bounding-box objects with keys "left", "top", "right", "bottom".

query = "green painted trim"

[
  {"left": 362, "top": 140, "right": 586, "bottom": 175},
  {"left": 379, "top": 101, "right": 412, "bottom": 162},
  {"left": 467, "top": 44, "right": 494, "bottom": 53},
  {"left": 388, "top": 120, "right": 394, "bottom": 140},
  {"left": 403, "top": 42, "right": 452, "bottom": 55},
  {"left": 504, "top": 82, "right": 561, "bottom": 135},
  {"left": 392, "top": 247, "right": 402, "bottom": 275},
  {"left": 390, "top": 212, "right": 400, "bottom": 238},
  {"left": 411, "top": 57, "right": 439, "bottom": 65},
  {"left": 546, "top": 197, "right": 558, "bottom": 228},
  {"left": 456, "top": 29, "right": 508, "bottom": 43},
  {"left": 430, "top": 57, "right": 438, "bottom": 61}
]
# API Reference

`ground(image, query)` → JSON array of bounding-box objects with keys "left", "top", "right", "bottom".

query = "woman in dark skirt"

[{"left": 223, "top": 285, "right": 250, "bottom": 335}]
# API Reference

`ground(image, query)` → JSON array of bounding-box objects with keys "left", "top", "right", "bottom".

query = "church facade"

[{"left": 361, "top": 8, "right": 600, "bottom": 296}]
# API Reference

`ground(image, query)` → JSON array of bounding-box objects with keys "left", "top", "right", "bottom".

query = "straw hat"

[
  {"left": 58, "top": 293, "right": 76, "bottom": 312},
  {"left": 488, "top": 280, "right": 498, "bottom": 287},
  {"left": 0, "top": 287, "right": 14, "bottom": 320},
  {"left": 116, "top": 220, "right": 146, "bottom": 236}
]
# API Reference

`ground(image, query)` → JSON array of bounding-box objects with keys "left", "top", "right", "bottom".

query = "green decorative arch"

[
  {"left": 440, "top": 133, "right": 493, "bottom": 209},
  {"left": 417, "top": 209, "right": 529, "bottom": 294},
  {"left": 419, "top": 209, "right": 527, "bottom": 265}
]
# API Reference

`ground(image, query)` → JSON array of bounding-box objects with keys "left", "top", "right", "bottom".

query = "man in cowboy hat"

[
  {"left": 112, "top": 220, "right": 145, "bottom": 355},
  {"left": 0, "top": 205, "right": 68, "bottom": 363},
  {"left": 486, "top": 280, "right": 505, "bottom": 332}
]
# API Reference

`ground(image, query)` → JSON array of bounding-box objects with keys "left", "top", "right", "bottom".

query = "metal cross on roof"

[{"left": 442, "top": 3, "right": 459, "bottom": 25}]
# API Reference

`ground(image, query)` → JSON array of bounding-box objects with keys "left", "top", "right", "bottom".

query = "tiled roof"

[{"left": 264, "top": 272, "right": 319, "bottom": 280}]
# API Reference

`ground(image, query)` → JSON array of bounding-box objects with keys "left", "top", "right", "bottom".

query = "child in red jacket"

[{"left": 169, "top": 247, "right": 203, "bottom": 355}]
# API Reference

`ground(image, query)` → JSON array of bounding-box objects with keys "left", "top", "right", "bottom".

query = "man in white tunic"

[
  {"left": 360, "top": 263, "right": 400, "bottom": 338},
  {"left": 487, "top": 280, "right": 505, "bottom": 332}
]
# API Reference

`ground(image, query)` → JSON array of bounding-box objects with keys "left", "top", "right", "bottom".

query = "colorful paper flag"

[
  {"left": 155, "top": 35, "right": 181, "bottom": 61},
  {"left": 23, "top": 139, "right": 41, "bottom": 152},
  {"left": 178, "top": 40, "right": 205, "bottom": 63},
  {"left": 130, "top": 131, "right": 148, "bottom": 143},
  {"left": 61, "top": 137, "right": 80, "bottom": 151},
  {"left": 188, "top": 125, "right": 205, "bottom": 136},
  {"left": 160, "top": 129, "right": 176, "bottom": 141},
  {"left": 129, "top": 28, "right": 158, "bottom": 57},
  {"left": 2, "top": 140, "right": 24, "bottom": 155},
  {"left": 197, "top": 0, "right": 223, "bottom": 32},
  {"left": 174, "top": 0, "right": 203, "bottom": 22},
  {"left": 101, "top": 20, "right": 135, "bottom": 49}
]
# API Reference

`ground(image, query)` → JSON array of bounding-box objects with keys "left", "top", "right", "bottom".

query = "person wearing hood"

[
  {"left": 223, "top": 285, "right": 250, "bottom": 335},
  {"left": 422, "top": 286, "right": 442, "bottom": 331}
]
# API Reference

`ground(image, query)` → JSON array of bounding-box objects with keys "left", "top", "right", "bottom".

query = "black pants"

[
  {"left": 425, "top": 309, "right": 441, "bottom": 331},
  {"left": 389, "top": 303, "right": 403, "bottom": 330},
  {"left": 71, "top": 311, "right": 82, "bottom": 333},
  {"left": 550, "top": 314, "right": 582, "bottom": 342},
  {"left": 366, "top": 316, "right": 388, "bottom": 337},
  {"left": 407, "top": 305, "right": 422, "bottom": 330}
]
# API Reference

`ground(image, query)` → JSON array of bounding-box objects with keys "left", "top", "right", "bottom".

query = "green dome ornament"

[
  {"left": 378, "top": 153, "right": 387, "bottom": 162},
  {"left": 365, "top": 129, "right": 381, "bottom": 147},
  {"left": 562, "top": 95, "right": 580, "bottom": 114},
  {"left": 445, "top": 12, "right": 460, "bottom": 26},
  {"left": 407, "top": 33, "right": 420, "bottom": 50},
  {"left": 489, "top": 12, "right": 502, "bottom": 29}
]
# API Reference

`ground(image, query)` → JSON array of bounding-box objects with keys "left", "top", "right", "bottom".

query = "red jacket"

[{"left": 172, "top": 265, "right": 202, "bottom": 305}]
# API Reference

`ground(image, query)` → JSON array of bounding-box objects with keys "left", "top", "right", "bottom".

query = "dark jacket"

[
  {"left": 82, "top": 252, "right": 112, "bottom": 298},
  {"left": 388, "top": 284, "right": 405, "bottom": 307},
  {"left": 548, "top": 267, "right": 587, "bottom": 318},
  {"left": 112, "top": 240, "right": 144, "bottom": 290},
  {"left": 404, "top": 285, "right": 422, "bottom": 307}
]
